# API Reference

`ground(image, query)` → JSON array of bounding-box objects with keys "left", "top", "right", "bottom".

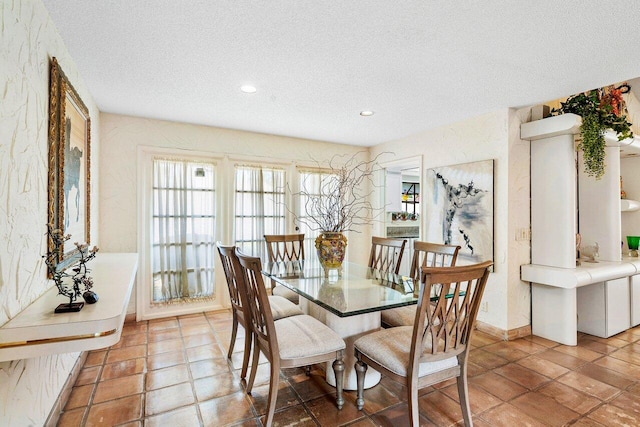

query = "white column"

[
  {"left": 579, "top": 145, "right": 622, "bottom": 261},
  {"left": 531, "top": 284, "right": 577, "bottom": 345},
  {"left": 522, "top": 114, "right": 581, "bottom": 345},
  {"left": 524, "top": 114, "right": 581, "bottom": 268}
]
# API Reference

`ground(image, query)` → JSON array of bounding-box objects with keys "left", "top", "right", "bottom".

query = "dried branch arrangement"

[
  {"left": 44, "top": 223, "right": 99, "bottom": 310},
  {"left": 292, "top": 152, "right": 388, "bottom": 232}
]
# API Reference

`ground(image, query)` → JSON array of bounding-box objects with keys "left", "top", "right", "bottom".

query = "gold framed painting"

[{"left": 47, "top": 57, "right": 91, "bottom": 271}]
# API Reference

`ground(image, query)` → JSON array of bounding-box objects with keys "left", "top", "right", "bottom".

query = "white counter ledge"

[
  {"left": 521, "top": 258, "right": 640, "bottom": 345},
  {"left": 0, "top": 253, "right": 137, "bottom": 362},
  {"left": 521, "top": 259, "right": 640, "bottom": 289}
]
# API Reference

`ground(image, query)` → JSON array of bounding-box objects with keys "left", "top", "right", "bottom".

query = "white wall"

[
  {"left": 621, "top": 156, "right": 640, "bottom": 245},
  {"left": 615, "top": 90, "right": 640, "bottom": 252},
  {"left": 99, "top": 113, "right": 371, "bottom": 313},
  {"left": 371, "top": 109, "right": 532, "bottom": 332},
  {"left": 508, "top": 107, "right": 533, "bottom": 329},
  {"left": 0, "top": 1, "right": 100, "bottom": 425}
]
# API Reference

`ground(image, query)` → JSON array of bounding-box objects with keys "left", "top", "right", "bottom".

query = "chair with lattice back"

[
  {"left": 234, "top": 249, "right": 346, "bottom": 426},
  {"left": 216, "top": 243, "right": 302, "bottom": 380},
  {"left": 264, "top": 234, "right": 305, "bottom": 304},
  {"left": 381, "top": 241, "right": 461, "bottom": 328},
  {"left": 355, "top": 261, "right": 493, "bottom": 426},
  {"left": 368, "top": 236, "right": 407, "bottom": 275}
]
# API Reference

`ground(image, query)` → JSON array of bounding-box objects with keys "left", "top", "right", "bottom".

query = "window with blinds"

[
  {"left": 152, "top": 159, "right": 216, "bottom": 303},
  {"left": 297, "top": 169, "right": 337, "bottom": 261},
  {"left": 234, "top": 165, "right": 286, "bottom": 261}
]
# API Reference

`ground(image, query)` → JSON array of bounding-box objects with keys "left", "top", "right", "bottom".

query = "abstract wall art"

[{"left": 424, "top": 159, "right": 494, "bottom": 266}]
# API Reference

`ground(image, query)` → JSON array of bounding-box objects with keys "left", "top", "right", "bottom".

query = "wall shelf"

[
  {"left": 0, "top": 253, "right": 137, "bottom": 362},
  {"left": 621, "top": 199, "right": 640, "bottom": 212},
  {"left": 520, "top": 114, "right": 632, "bottom": 345}
]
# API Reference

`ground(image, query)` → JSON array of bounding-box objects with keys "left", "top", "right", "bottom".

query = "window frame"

[
  {"left": 137, "top": 147, "right": 225, "bottom": 321},
  {"left": 137, "top": 149, "right": 351, "bottom": 320},
  {"left": 151, "top": 157, "right": 217, "bottom": 303}
]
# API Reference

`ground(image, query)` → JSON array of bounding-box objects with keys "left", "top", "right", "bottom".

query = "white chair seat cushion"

[
  {"left": 275, "top": 315, "right": 345, "bottom": 360},
  {"left": 268, "top": 295, "right": 303, "bottom": 320},
  {"left": 272, "top": 285, "right": 300, "bottom": 304},
  {"left": 354, "top": 326, "right": 458, "bottom": 377},
  {"left": 381, "top": 305, "right": 416, "bottom": 327}
]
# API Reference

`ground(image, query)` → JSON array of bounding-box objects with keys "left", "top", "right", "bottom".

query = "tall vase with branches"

[{"left": 291, "top": 152, "right": 386, "bottom": 275}]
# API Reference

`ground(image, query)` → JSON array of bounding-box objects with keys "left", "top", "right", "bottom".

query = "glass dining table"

[{"left": 262, "top": 260, "right": 418, "bottom": 390}]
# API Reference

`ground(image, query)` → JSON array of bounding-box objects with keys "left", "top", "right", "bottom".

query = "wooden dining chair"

[
  {"left": 264, "top": 234, "right": 305, "bottom": 304},
  {"left": 234, "top": 249, "right": 346, "bottom": 426},
  {"left": 354, "top": 261, "right": 493, "bottom": 427},
  {"left": 216, "top": 243, "right": 302, "bottom": 380},
  {"left": 381, "top": 241, "right": 461, "bottom": 328},
  {"left": 368, "top": 236, "right": 407, "bottom": 275}
]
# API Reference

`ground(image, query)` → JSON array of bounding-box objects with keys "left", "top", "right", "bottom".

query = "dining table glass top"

[{"left": 262, "top": 261, "right": 418, "bottom": 318}]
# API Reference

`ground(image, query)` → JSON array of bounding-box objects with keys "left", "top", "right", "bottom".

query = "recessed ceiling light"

[
  {"left": 240, "top": 85, "right": 257, "bottom": 94},
  {"left": 360, "top": 110, "right": 374, "bottom": 116}
]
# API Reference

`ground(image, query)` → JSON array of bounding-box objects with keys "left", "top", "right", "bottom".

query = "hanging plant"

[{"left": 553, "top": 86, "right": 633, "bottom": 179}]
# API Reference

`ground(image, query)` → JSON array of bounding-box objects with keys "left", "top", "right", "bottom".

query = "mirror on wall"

[
  {"left": 381, "top": 157, "right": 422, "bottom": 275},
  {"left": 383, "top": 162, "right": 421, "bottom": 216}
]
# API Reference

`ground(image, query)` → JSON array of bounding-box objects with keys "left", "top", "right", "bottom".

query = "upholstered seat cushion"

[
  {"left": 275, "top": 315, "right": 345, "bottom": 360},
  {"left": 272, "top": 285, "right": 300, "bottom": 304},
  {"left": 268, "top": 295, "right": 303, "bottom": 320},
  {"left": 381, "top": 305, "right": 416, "bottom": 328},
  {"left": 354, "top": 326, "right": 458, "bottom": 377}
]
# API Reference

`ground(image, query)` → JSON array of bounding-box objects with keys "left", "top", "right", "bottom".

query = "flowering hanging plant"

[
  {"left": 553, "top": 85, "right": 633, "bottom": 179},
  {"left": 44, "top": 223, "right": 99, "bottom": 306}
]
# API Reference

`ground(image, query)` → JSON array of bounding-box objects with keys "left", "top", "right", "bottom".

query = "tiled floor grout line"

[
  {"left": 466, "top": 338, "right": 574, "bottom": 426},
  {"left": 142, "top": 321, "right": 150, "bottom": 426},
  {"left": 207, "top": 313, "right": 267, "bottom": 426},
  {"left": 510, "top": 344, "right": 627, "bottom": 427},
  {"left": 179, "top": 317, "right": 206, "bottom": 427},
  {"left": 80, "top": 355, "right": 103, "bottom": 425},
  {"left": 56, "top": 312, "right": 640, "bottom": 426}
]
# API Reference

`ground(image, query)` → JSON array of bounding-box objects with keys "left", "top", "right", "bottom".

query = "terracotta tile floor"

[{"left": 57, "top": 311, "right": 640, "bottom": 426}]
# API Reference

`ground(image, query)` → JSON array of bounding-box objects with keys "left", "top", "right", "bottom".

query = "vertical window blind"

[
  {"left": 152, "top": 159, "right": 216, "bottom": 303},
  {"left": 234, "top": 165, "right": 285, "bottom": 261}
]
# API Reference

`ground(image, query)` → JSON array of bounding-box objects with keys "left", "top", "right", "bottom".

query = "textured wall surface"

[
  {"left": 0, "top": 1, "right": 100, "bottom": 425},
  {"left": 507, "top": 107, "right": 533, "bottom": 329},
  {"left": 99, "top": 113, "right": 368, "bottom": 314},
  {"left": 370, "top": 110, "right": 531, "bottom": 332}
]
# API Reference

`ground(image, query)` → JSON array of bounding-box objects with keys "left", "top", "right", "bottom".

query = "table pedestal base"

[{"left": 302, "top": 300, "right": 381, "bottom": 390}]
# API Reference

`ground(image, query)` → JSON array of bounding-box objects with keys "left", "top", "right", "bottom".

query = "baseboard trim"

[
  {"left": 44, "top": 351, "right": 88, "bottom": 427},
  {"left": 476, "top": 321, "right": 531, "bottom": 341}
]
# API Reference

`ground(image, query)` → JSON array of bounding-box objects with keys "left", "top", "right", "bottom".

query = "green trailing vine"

[
  {"left": 580, "top": 112, "right": 605, "bottom": 178},
  {"left": 553, "top": 87, "right": 633, "bottom": 179}
]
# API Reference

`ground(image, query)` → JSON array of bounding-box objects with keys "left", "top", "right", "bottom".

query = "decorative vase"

[
  {"left": 315, "top": 231, "right": 348, "bottom": 277},
  {"left": 83, "top": 290, "right": 99, "bottom": 304}
]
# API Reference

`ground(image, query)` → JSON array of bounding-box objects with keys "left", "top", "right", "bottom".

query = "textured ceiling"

[{"left": 41, "top": 1, "right": 640, "bottom": 146}]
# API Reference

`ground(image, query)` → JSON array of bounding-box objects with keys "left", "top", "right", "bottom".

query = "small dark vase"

[{"left": 83, "top": 291, "right": 99, "bottom": 304}]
